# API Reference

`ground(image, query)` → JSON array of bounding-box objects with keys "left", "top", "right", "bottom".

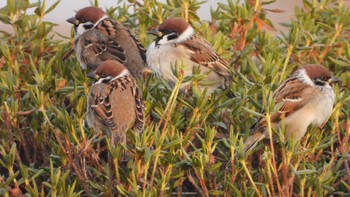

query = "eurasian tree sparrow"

[
  {"left": 146, "top": 18, "right": 233, "bottom": 96},
  {"left": 67, "top": 6, "right": 147, "bottom": 79},
  {"left": 86, "top": 60, "right": 144, "bottom": 146},
  {"left": 243, "top": 64, "right": 340, "bottom": 154}
]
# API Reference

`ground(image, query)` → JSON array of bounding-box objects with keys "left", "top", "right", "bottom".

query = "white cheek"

[
  {"left": 76, "top": 24, "right": 87, "bottom": 36},
  {"left": 157, "top": 36, "right": 170, "bottom": 45}
]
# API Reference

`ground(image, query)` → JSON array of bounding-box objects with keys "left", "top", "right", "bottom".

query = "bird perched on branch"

[
  {"left": 146, "top": 18, "right": 233, "bottom": 96},
  {"left": 243, "top": 64, "right": 340, "bottom": 155},
  {"left": 86, "top": 60, "right": 144, "bottom": 147},
  {"left": 67, "top": 6, "right": 147, "bottom": 79}
]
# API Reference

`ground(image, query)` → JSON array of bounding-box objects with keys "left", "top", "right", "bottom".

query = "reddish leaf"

[
  {"left": 0, "top": 56, "right": 5, "bottom": 69},
  {"left": 57, "top": 79, "right": 67, "bottom": 90},
  {"left": 255, "top": 17, "right": 276, "bottom": 31},
  {"left": 265, "top": 8, "right": 285, "bottom": 13}
]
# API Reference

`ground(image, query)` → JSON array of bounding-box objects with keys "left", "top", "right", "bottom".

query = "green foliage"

[{"left": 0, "top": 0, "right": 349, "bottom": 196}]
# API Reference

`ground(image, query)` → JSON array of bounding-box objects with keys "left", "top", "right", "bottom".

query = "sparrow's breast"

[
  {"left": 147, "top": 42, "right": 189, "bottom": 83},
  {"left": 311, "top": 86, "right": 335, "bottom": 125},
  {"left": 284, "top": 87, "right": 335, "bottom": 140},
  {"left": 147, "top": 43, "right": 214, "bottom": 84}
]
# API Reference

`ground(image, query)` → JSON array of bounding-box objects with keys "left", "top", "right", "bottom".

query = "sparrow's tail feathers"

[
  {"left": 225, "top": 131, "right": 266, "bottom": 170},
  {"left": 243, "top": 131, "right": 266, "bottom": 154}
]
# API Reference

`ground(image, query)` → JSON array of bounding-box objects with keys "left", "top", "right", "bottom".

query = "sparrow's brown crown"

[
  {"left": 75, "top": 6, "right": 107, "bottom": 24},
  {"left": 158, "top": 18, "right": 190, "bottom": 35},
  {"left": 303, "top": 64, "right": 332, "bottom": 82},
  {"left": 95, "top": 60, "right": 128, "bottom": 78}
]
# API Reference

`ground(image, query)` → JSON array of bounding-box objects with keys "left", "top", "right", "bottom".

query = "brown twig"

[
  {"left": 186, "top": 170, "right": 206, "bottom": 197},
  {"left": 17, "top": 107, "right": 38, "bottom": 115},
  {"left": 177, "top": 177, "right": 183, "bottom": 197}
]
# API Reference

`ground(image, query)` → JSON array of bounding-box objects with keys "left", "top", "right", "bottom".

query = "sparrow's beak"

[
  {"left": 147, "top": 29, "right": 163, "bottom": 37},
  {"left": 66, "top": 17, "right": 79, "bottom": 25},
  {"left": 329, "top": 76, "right": 341, "bottom": 86},
  {"left": 88, "top": 71, "right": 100, "bottom": 80}
]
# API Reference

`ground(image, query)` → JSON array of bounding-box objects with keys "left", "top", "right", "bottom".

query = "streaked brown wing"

[
  {"left": 90, "top": 77, "right": 144, "bottom": 132},
  {"left": 251, "top": 77, "right": 313, "bottom": 133},
  {"left": 124, "top": 26, "right": 147, "bottom": 63},
  {"left": 131, "top": 81, "right": 145, "bottom": 132},
  {"left": 273, "top": 77, "right": 314, "bottom": 117},
  {"left": 97, "top": 18, "right": 147, "bottom": 64},
  {"left": 180, "top": 35, "right": 232, "bottom": 79},
  {"left": 82, "top": 29, "right": 126, "bottom": 65},
  {"left": 115, "top": 76, "right": 145, "bottom": 132},
  {"left": 89, "top": 84, "right": 117, "bottom": 130}
]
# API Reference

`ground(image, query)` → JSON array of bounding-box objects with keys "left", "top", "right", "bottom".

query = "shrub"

[{"left": 0, "top": 0, "right": 349, "bottom": 196}]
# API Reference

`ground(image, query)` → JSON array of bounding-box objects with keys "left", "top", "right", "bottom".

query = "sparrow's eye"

[
  {"left": 319, "top": 76, "right": 329, "bottom": 81},
  {"left": 163, "top": 30, "right": 172, "bottom": 35}
]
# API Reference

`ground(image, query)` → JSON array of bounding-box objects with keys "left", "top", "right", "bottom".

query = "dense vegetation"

[{"left": 0, "top": 0, "right": 349, "bottom": 196}]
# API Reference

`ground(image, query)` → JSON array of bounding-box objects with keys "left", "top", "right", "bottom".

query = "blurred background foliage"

[{"left": 0, "top": 0, "right": 349, "bottom": 196}]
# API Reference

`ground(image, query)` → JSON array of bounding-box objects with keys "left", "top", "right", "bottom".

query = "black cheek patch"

[
  {"left": 83, "top": 24, "right": 94, "bottom": 30},
  {"left": 167, "top": 33, "right": 178, "bottom": 40},
  {"left": 314, "top": 79, "right": 326, "bottom": 86}
]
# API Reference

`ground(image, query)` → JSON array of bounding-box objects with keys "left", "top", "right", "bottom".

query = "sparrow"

[
  {"left": 67, "top": 6, "right": 147, "bottom": 79},
  {"left": 243, "top": 64, "right": 340, "bottom": 154},
  {"left": 146, "top": 18, "right": 233, "bottom": 96},
  {"left": 86, "top": 60, "right": 144, "bottom": 146}
]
